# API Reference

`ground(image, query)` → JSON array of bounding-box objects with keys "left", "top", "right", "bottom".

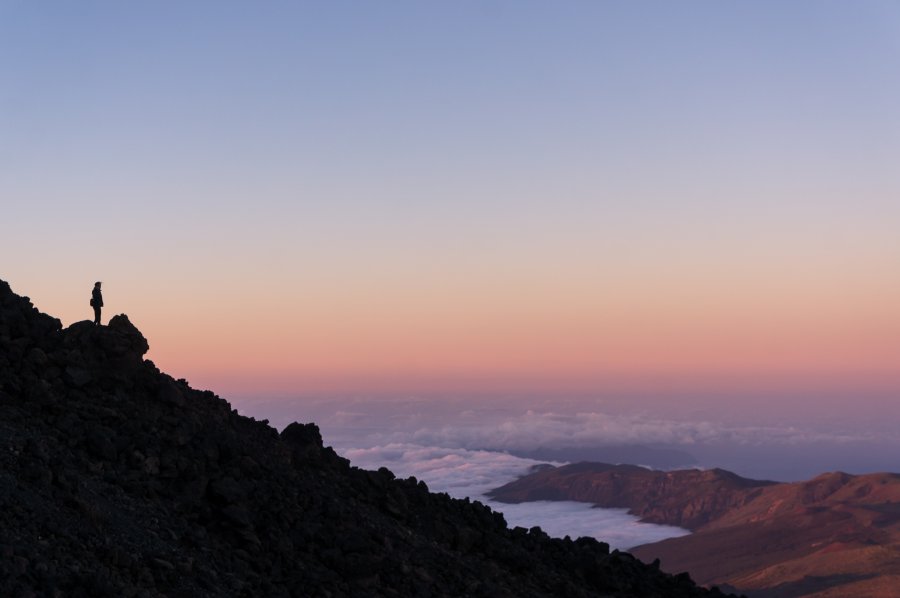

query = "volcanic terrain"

[
  {"left": 489, "top": 462, "right": 900, "bottom": 597},
  {"left": 0, "top": 279, "right": 732, "bottom": 597}
]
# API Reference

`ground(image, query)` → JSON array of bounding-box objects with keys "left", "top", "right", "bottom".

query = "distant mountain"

[
  {"left": 0, "top": 279, "right": 730, "bottom": 597},
  {"left": 509, "top": 445, "right": 698, "bottom": 470},
  {"left": 489, "top": 462, "right": 900, "bottom": 597}
]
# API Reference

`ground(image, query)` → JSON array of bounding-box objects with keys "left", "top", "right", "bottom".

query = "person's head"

[{"left": 94, "top": 281, "right": 102, "bottom": 288}]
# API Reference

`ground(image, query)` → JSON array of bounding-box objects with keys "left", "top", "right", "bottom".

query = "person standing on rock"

[{"left": 90, "top": 281, "right": 103, "bottom": 325}]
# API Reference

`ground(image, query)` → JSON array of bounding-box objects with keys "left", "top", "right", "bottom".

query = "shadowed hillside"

[
  {"left": 489, "top": 462, "right": 900, "bottom": 597},
  {"left": 0, "top": 279, "right": 732, "bottom": 597}
]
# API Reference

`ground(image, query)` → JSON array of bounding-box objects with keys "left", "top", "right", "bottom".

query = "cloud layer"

[
  {"left": 305, "top": 399, "right": 875, "bottom": 455},
  {"left": 235, "top": 393, "right": 900, "bottom": 483},
  {"left": 342, "top": 442, "right": 689, "bottom": 550}
]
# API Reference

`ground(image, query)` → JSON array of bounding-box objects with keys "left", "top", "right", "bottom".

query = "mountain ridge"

[
  {"left": 508, "top": 445, "right": 698, "bottom": 470},
  {"left": 488, "top": 462, "right": 900, "bottom": 597},
  {"left": 0, "top": 279, "right": 731, "bottom": 597}
]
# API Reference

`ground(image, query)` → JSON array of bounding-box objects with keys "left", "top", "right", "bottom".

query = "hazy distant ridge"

[{"left": 490, "top": 462, "right": 900, "bottom": 597}]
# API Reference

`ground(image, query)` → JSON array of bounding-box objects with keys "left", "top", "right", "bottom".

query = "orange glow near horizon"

[
  {"left": 121, "top": 254, "right": 900, "bottom": 398},
  {"left": 10, "top": 189, "right": 899, "bottom": 401}
]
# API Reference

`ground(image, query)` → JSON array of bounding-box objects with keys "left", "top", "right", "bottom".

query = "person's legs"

[{"left": 93, "top": 306, "right": 102, "bottom": 325}]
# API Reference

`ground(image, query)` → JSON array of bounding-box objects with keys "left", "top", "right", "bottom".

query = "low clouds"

[
  {"left": 233, "top": 395, "right": 899, "bottom": 543},
  {"left": 343, "top": 444, "right": 541, "bottom": 497},
  {"left": 320, "top": 403, "right": 870, "bottom": 455},
  {"left": 415, "top": 409, "right": 870, "bottom": 451},
  {"left": 342, "top": 442, "right": 689, "bottom": 550},
  {"left": 412, "top": 410, "right": 722, "bottom": 450},
  {"left": 240, "top": 394, "right": 877, "bottom": 456}
]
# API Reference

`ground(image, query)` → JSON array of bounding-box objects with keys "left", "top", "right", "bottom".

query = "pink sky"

[{"left": 3, "top": 3, "right": 899, "bottom": 406}]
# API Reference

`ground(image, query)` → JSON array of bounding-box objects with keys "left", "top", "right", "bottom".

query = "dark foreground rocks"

[{"left": 0, "top": 279, "right": 734, "bottom": 597}]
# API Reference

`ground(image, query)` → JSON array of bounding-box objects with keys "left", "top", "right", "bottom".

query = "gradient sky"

[{"left": 3, "top": 2, "right": 899, "bottom": 404}]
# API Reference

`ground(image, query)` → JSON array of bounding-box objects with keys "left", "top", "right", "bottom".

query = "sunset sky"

[{"left": 3, "top": 2, "right": 899, "bottom": 405}]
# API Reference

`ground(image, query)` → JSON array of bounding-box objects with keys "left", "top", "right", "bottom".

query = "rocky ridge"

[{"left": 0, "top": 279, "right": 732, "bottom": 597}]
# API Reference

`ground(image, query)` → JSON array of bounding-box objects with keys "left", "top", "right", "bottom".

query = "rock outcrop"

[
  {"left": 0, "top": 279, "right": 731, "bottom": 597},
  {"left": 489, "top": 462, "right": 900, "bottom": 597}
]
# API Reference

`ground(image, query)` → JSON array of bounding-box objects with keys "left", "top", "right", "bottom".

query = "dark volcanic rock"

[{"left": 0, "top": 279, "right": 734, "bottom": 597}]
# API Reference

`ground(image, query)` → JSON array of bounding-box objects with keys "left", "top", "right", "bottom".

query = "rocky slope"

[
  {"left": 489, "top": 463, "right": 900, "bottom": 597},
  {"left": 0, "top": 279, "right": 731, "bottom": 598}
]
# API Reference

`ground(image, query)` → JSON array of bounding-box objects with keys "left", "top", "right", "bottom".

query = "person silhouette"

[{"left": 90, "top": 281, "right": 103, "bottom": 325}]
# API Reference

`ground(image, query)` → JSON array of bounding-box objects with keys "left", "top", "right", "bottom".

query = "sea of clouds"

[
  {"left": 232, "top": 393, "right": 900, "bottom": 547},
  {"left": 280, "top": 396, "right": 876, "bottom": 454},
  {"left": 339, "top": 442, "right": 690, "bottom": 550}
]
